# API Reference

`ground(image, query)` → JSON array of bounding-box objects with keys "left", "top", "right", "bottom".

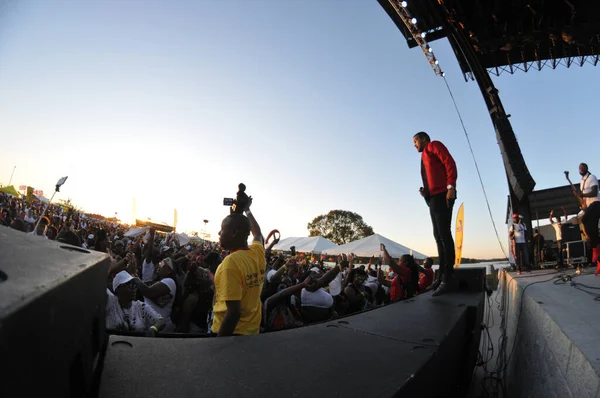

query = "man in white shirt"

[
  {"left": 549, "top": 208, "right": 567, "bottom": 269},
  {"left": 578, "top": 163, "right": 600, "bottom": 274},
  {"left": 509, "top": 213, "right": 530, "bottom": 274}
]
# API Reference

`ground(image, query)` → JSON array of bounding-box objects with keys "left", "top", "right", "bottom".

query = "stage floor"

[{"left": 505, "top": 268, "right": 600, "bottom": 398}]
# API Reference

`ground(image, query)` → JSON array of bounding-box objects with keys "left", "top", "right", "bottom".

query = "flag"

[
  {"left": 454, "top": 203, "right": 465, "bottom": 268},
  {"left": 26, "top": 187, "right": 34, "bottom": 204}
]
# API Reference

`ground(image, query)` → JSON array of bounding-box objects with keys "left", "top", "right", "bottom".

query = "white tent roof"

[
  {"left": 273, "top": 236, "right": 337, "bottom": 254},
  {"left": 321, "top": 233, "right": 427, "bottom": 259}
]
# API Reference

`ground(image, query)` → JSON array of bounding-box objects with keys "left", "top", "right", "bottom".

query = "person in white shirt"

[
  {"left": 509, "top": 213, "right": 530, "bottom": 274},
  {"left": 549, "top": 207, "right": 567, "bottom": 269},
  {"left": 133, "top": 257, "right": 178, "bottom": 332},
  {"left": 578, "top": 163, "right": 600, "bottom": 274},
  {"left": 106, "top": 271, "right": 165, "bottom": 335}
]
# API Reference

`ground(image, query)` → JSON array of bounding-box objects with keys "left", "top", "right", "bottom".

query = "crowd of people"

[{"left": 1, "top": 192, "right": 436, "bottom": 338}]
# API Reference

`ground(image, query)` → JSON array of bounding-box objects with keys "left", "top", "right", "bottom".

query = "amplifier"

[
  {"left": 561, "top": 224, "right": 582, "bottom": 243},
  {"left": 566, "top": 240, "right": 587, "bottom": 265}
]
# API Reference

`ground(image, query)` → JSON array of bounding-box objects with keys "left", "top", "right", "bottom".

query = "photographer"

[{"left": 212, "top": 195, "right": 266, "bottom": 337}]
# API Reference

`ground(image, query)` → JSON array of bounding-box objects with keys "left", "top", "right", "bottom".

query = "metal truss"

[
  {"left": 488, "top": 54, "right": 600, "bottom": 76},
  {"left": 385, "top": 0, "right": 444, "bottom": 77}
]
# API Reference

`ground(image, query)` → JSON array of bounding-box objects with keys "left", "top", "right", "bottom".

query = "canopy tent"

[
  {"left": 322, "top": 233, "right": 427, "bottom": 260},
  {"left": 0, "top": 185, "right": 21, "bottom": 197},
  {"left": 272, "top": 236, "right": 337, "bottom": 254},
  {"left": 34, "top": 195, "right": 50, "bottom": 204}
]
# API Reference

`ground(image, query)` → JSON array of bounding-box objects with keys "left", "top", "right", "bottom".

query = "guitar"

[{"left": 564, "top": 171, "right": 587, "bottom": 211}]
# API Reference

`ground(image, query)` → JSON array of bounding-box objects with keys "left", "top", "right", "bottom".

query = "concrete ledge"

[{"left": 501, "top": 270, "right": 600, "bottom": 398}]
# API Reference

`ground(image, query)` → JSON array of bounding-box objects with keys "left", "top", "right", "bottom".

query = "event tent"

[
  {"left": 0, "top": 185, "right": 20, "bottom": 197},
  {"left": 272, "top": 236, "right": 337, "bottom": 254},
  {"left": 321, "top": 233, "right": 427, "bottom": 259}
]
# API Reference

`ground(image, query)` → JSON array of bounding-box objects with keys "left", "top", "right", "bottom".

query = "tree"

[{"left": 307, "top": 210, "right": 374, "bottom": 245}]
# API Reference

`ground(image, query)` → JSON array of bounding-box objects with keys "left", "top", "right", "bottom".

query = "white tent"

[
  {"left": 272, "top": 236, "right": 337, "bottom": 254},
  {"left": 321, "top": 233, "right": 427, "bottom": 259}
]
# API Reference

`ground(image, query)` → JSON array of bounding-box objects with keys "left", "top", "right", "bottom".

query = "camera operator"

[{"left": 212, "top": 197, "right": 266, "bottom": 337}]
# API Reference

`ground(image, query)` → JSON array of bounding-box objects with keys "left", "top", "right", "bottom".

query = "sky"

[{"left": 0, "top": 0, "right": 598, "bottom": 259}]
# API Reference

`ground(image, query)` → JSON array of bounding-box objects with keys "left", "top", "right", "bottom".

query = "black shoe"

[
  {"left": 432, "top": 282, "right": 448, "bottom": 297},
  {"left": 428, "top": 279, "right": 442, "bottom": 292}
]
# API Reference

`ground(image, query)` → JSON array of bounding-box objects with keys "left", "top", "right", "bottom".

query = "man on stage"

[
  {"left": 578, "top": 163, "right": 600, "bottom": 275},
  {"left": 413, "top": 132, "right": 458, "bottom": 296}
]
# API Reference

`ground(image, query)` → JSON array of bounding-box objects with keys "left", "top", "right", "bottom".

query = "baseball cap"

[
  {"left": 112, "top": 271, "right": 134, "bottom": 291},
  {"left": 88, "top": 234, "right": 94, "bottom": 239}
]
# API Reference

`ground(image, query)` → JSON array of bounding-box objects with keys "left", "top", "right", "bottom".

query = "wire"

[
  {"left": 442, "top": 76, "right": 510, "bottom": 262},
  {"left": 476, "top": 269, "right": 576, "bottom": 398}
]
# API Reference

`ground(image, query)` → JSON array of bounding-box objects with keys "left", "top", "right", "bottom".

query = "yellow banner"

[{"left": 454, "top": 202, "right": 464, "bottom": 268}]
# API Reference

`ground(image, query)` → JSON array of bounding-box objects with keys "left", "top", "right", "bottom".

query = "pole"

[
  {"left": 32, "top": 190, "right": 58, "bottom": 234},
  {"left": 8, "top": 166, "right": 16, "bottom": 186}
]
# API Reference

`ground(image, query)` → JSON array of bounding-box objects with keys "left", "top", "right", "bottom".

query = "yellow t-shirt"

[{"left": 211, "top": 242, "right": 266, "bottom": 335}]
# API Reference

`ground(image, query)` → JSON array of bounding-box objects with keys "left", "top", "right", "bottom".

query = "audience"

[{"left": 1, "top": 191, "right": 436, "bottom": 339}]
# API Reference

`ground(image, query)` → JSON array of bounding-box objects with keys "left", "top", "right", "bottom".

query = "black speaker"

[
  {"left": 0, "top": 227, "right": 110, "bottom": 397},
  {"left": 446, "top": 267, "right": 486, "bottom": 293},
  {"left": 566, "top": 240, "right": 586, "bottom": 260},
  {"left": 561, "top": 224, "right": 581, "bottom": 243}
]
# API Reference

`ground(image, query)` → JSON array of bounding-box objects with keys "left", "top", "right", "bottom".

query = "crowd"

[{"left": 1, "top": 192, "right": 436, "bottom": 337}]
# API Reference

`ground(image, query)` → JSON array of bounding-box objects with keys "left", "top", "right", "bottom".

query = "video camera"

[{"left": 223, "top": 183, "right": 250, "bottom": 215}]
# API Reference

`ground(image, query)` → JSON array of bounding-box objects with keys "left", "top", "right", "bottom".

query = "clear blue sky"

[{"left": 1, "top": 0, "right": 598, "bottom": 258}]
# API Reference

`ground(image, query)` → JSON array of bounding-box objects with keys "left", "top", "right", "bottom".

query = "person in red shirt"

[
  {"left": 418, "top": 258, "right": 435, "bottom": 293},
  {"left": 413, "top": 132, "right": 458, "bottom": 297},
  {"left": 379, "top": 244, "right": 420, "bottom": 301}
]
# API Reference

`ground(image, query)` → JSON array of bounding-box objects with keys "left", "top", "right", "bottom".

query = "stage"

[{"left": 500, "top": 268, "right": 600, "bottom": 398}]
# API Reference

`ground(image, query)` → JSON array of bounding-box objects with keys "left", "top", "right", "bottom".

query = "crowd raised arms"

[{"left": 0, "top": 190, "right": 439, "bottom": 338}]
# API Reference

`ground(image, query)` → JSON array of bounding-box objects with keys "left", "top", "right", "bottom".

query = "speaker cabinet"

[{"left": 0, "top": 227, "right": 110, "bottom": 397}]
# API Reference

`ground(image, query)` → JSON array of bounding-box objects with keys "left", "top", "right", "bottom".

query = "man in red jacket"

[{"left": 413, "top": 132, "right": 458, "bottom": 297}]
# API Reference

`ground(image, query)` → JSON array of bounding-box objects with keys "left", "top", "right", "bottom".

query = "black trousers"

[
  {"left": 556, "top": 240, "right": 564, "bottom": 268},
  {"left": 582, "top": 201, "right": 600, "bottom": 247},
  {"left": 428, "top": 192, "right": 455, "bottom": 283}
]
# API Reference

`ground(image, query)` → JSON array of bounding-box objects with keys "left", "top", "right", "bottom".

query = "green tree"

[{"left": 307, "top": 210, "right": 374, "bottom": 245}]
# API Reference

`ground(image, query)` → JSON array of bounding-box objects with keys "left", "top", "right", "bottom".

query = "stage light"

[
  {"left": 435, "top": 60, "right": 439, "bottom": 65},
  {"left": 428, "top": 47, "right": 433, "bottom": 53},
  {"left": 442, "top": 72, "right": 446, "bottom": 77},
  {"left": 411, "top": 18, "right": 417, "bottom": 24},
  {"left": 421, "top": 32, "right": 427, "bottom": 38},
  {"left": 401, "top": 1, "right": 407, "bottom": 7}
]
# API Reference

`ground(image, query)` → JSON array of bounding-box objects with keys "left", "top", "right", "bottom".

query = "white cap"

[
  {"left": 159, "top": 258, "right": 174, "bottom": 270},
  {"left": 112, "top": 271, "right": 133, "bottom": 291},
  {"left": 88, "top": 234, "right": 94, "bottom": 239}
]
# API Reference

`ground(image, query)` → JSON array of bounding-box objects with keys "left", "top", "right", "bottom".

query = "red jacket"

[{"left": 421, "top": 141, "right": 457, "bottom": 197}]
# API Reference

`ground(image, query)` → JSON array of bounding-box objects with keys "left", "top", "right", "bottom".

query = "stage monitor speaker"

[
  {"left": 0, "top": 227, "right": 110, "bottom": 398},
  {"left": 445, "top": 267, "right": 485, "bottom": 293}
]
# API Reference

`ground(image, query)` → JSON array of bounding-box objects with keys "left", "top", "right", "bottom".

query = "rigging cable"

[{"left": 442, "top": 76, "right": 509, "bottom": 261}]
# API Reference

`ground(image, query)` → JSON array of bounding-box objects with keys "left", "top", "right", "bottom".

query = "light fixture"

[
  {"left": 435, "top": 60, "right": 439, "bottom": 65},
  {"left": 442, "top": 72, "right": 446, "bottom": 77},
  {"left": 411, "top": 17, "right": 417, "bottom": 24},
  {"left": 421, "top": 32, "right": 427, "bottom": 38},
  {"left": 401, "top": 1, "right": 407, "bottom": 7},
  {"left": 428, "top": 47, "right": 433, "bottom": 53}
]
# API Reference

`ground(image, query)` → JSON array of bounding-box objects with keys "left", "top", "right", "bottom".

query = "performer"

[
  {"left": 577, "top": 163, "right": 600, "bottom": 274},
  {"left": 413, "top": 131, "right": 457, "bottom": 296},
  {"left": 549, "top": 208, "right": 566, "bottom": 269},
  {"left": 509, "top": 214, "right": 530, "bottom": 275}
]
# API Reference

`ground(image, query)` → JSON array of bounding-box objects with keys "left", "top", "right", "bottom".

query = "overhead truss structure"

[{"left": 378, "top": 0, "right": 600, "bottom": 79}]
